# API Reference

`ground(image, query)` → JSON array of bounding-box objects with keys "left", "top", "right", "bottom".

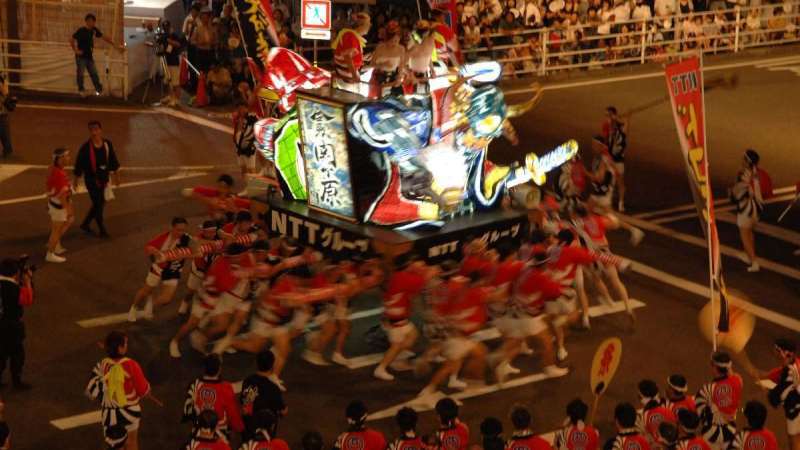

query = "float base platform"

[{"left": 252, "top": 196, "right": 528, "bottom": 262}]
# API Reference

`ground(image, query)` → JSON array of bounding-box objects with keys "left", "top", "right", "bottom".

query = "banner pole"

[
  {"left": 416, "top": 0, "right": 422, "bottom": 19},
  {"left": 699, "top": 52, "right": 717, "bottom": 352}
]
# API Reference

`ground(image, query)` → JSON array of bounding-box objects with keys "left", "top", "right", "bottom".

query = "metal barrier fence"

[
  {"left": 0, "top": 38, "right": 129, "bottom": 99},
  {"left": 462, "top": 2, "right": 800, "bottom": 77}
]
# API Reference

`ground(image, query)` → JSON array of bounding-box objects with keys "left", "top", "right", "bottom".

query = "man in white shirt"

[
  {"left": 632, "top": 0, "right": 653, "bottom": 21},
  {"left": 612, "top": 0, "right": 632, "bottom": 23},
  {"left": 654, "top": 0, "right": 677, "bottom": 17}
]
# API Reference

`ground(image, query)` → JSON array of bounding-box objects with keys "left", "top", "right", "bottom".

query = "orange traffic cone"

[
  {"left": 195, "top": 71, "right": 209, "bottom": 107},
  {"left": 179, "top": 57, "right": 189, "bottom": 87}
]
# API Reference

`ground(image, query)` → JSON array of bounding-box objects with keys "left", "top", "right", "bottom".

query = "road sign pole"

[{"left": 313, "top": 39, "right": 318, "bottom": 67}]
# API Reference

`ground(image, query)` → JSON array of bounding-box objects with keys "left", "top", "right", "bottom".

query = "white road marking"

[
  {"left": 620, "top": 214, "right": 800, "bottom": 281},
  {"left": 369, "top": 371, "right": 558, "bottom": 421},
  {"left": 52, "top": 380, "right": 245, "bottom": 430},
  {"left": 50, "top": 411, "right": 102, "bottom": 430},
  {"left": 0, "top": 165, "right": 29, "bottom": 184},
  {"left": 346, "top": 300, "right": 645, "bottom": 370},
  {"left": 650, "top": 211, "right": 702, "bottom": 225},
  {"left": 504, "top": 55, "right": 800, "bottom": 94},
  {"left": 630, "top": 259, "right": 800, "bottom": 332},
  {"left": 156, "top": 107, "right": 234, "bottom": 135},
  {"left": 715, "top": 192, "right": 796, "bottom": 214},
  {"left": 717, "top": 211, "right": 800, "bottom": 246},
  {"left": 0, "top": 163, "right": 234, "bottom": 172},
  {"left": 17, "top": 103, "right": 157, "bottom": 114},
  {"left": 633, "top": 186, "right": 795, "bottom": 219},
  {"left": 0, "top": 172, "right": 207, "bottom": 206}
]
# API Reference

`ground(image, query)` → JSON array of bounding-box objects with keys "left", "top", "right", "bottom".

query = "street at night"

[{"left": 1, "top": 46, "right": 798, "bottom": 450}]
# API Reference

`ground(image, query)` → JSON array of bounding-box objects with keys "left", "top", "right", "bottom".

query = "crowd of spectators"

[{"left": 454, "top": 0, "right": 798, "bottom": 74}]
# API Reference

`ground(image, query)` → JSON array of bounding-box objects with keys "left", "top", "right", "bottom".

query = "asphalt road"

[{"left": 0, "top": 52, "right": 798, "bottom": 450}]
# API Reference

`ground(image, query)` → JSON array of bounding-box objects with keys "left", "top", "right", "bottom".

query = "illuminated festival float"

[{"left": 248, "top": 48, "right": 578, "bottom": 260}]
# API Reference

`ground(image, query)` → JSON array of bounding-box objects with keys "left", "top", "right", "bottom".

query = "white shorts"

[
  {"left": 48, "top": 203, "right": 68, "bottom": 222},
  {"left": 167, "top": 65, "right": 180, "bottom": 87},
  {"left": 210, "top": 292, "right": 249, "bottom": 317},
  {"left": 613, "top": 161, "right": 625, "bottom": 175},
  {"left": 238, "top": 154, "right": 256, "bottom": 170},
  {"left": 187, "top": 271, "right": 204, "bottom": 291},
  {"left": 312, "top": 303, "right": 336, "bottom": 326},
  {"left": 509, "top": 315, "right": 548, "bottom": 338},
  {"left": 737, "top": 212, "right": 758, "bottom": 229},
  {"left": 443, "top": 336, "right": 478, "bottom": 361},
  {"left": 249, "top": 317, "right": 290, "bottom": 339},
  {"left": 384, "top": 322, "right": 417, "bottom": 344},
  {"left": 545, "top": 297, "right": 576, "bottom": 316},
  {"left": 492, "top": 315, "right": 516, "bottom": 337},
  {"left": 145, "top": 271, "right": 179, "bottom": 288},
  {"left": 191, "top": 298, "right": 215, "bottom": 319}
]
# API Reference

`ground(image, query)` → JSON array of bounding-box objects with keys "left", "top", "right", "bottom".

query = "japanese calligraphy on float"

[{"left": 249, "top": 47, "right": 578, "bottom": 260}]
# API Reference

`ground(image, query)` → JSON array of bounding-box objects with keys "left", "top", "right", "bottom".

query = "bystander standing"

[
  {"left": 0, "top": 74, "right": 14, "bottom": 158},
  {"left": 70, "top": 13, "right": 124, "bottom": 97},
  {"left": 0, "top": 258, "right": 33, "bottom": 390}
]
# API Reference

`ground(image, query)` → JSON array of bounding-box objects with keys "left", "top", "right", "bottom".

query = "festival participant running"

[
  {"left": 732, "top": 401, "right": 779, "bottom": 450},
  {"left": 432, "top": 398, "right": 470, "bottom": 450},
  {"left": 370, "top": 21, "right": 407, "bottom": 98},
  {"left": 45, "top": 148, "right": 74, "bottom": 263},
  {"left": 509, "top": 249, "right": 568, "bottom": 379},
  {"left": 186, "top": 174, "right": 249, "bottom": 223},
  {"left": 176, "top": 220, "right": 222, "bottom": 319},
  {"left": 417, "top": 272, "right": 493, "bottom": 397},
  {"left": 389, "top": 407, "right": 425, "bottom": 450},
  {"left": 239, "top": 409, "right": 290, "bottom": 450},
  {"left": 636, "top": 379, "right": 677, "bottom": 446},
  {"left": 240, "top": 351, "right": 287, "bottom": 438},
  {"left": 183, "top": 354, "right": 244, "bottom": 440},
  {"left": 729, "top": 149, "right": 764, "bottom": 272},
  {"left": 184, "top": 410, "right": 231, "bottom": 450},
  {"left": 545, "top": 229, "right": 601, "bottom": 360},
  {"left": 128, "top": 217, "right": 191, "bottom": 322},
  {"left": 600, "top": 107, "right": 629, "bottom": 212},
  {"left": 233, "top": 100, "right": 259, "bottom": 193},
  {"left": 507, "top": 406, "right": 554, "bottom": 450},
  {"left": 333, "top": 401, "right": 386, "bottom": 450},
  {"left": 86, "top": 331, "right": 152, "bottom": 450},
  {"left": 374, "top": 254, "right": 437, "bottom": 381},
  {"left": 696, "top": 352, "right": 742, "bottom": 450},
  {"left": 332, "top": 13, "right": 371, "bottom": 94},
  {"left": 570, "top": 205, "right": 634, "bottom": 320},
  {"left": 170, "top": 243, "right": 251, "bottom": 355},
  {"left": 604, "top": 403, "right": 651, "bottom": 450},
  {"left": 554, "top": 153, "right": 587, "bottom": 211},
  {"left": 677, "top": 410, "right": 712, "bottom": 450},
  {"left": 665, "top": 374, "right": 696, "bottom": 416},
  {"left": 753, "top": 338, "right": 800, "bottom": 450},
  {"left": 554, "top": 398, "right": 600, "bottom": 450},
  {"left": 487, "top": 239, "right": 526, "bottom": 384}
]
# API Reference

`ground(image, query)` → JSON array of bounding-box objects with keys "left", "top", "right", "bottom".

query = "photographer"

[
  {"left": 154, "top": 20, "right": 185, "bottom": 107},
  {"left": 0, "top": 74, "right": 14, "bottom": 158},
  {"left": 0, "top": 257, "right": 34, "bottom": 390}
]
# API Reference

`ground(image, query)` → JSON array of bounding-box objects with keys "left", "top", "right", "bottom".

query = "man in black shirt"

[
  {"left": 70, "top": 13, "right": 123, "bottom": 97},
  {"left": 240, "top": 351, "right": 287, "bottom": 440},
  {"left": 73, "top": 120, "right": 120, "bottom": 238},
  {"left": 0, "top": 258, "right": 33, "bottom": 390}
]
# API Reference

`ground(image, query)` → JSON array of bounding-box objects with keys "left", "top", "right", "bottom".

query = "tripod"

[{"left": 141, "top": 31, "right": 170, "bottom": 104}]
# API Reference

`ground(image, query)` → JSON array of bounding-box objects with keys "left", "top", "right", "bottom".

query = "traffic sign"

[{"left": 301, "top": 0, "right": 331, "bottom": 40}]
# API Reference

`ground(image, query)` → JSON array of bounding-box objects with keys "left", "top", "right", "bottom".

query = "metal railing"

[
  {"left": 0, "top": 38, "right": 129, "bottom": 99},
  {"left": 463, "top": 2, "right": 800, "bottom": 77}
]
